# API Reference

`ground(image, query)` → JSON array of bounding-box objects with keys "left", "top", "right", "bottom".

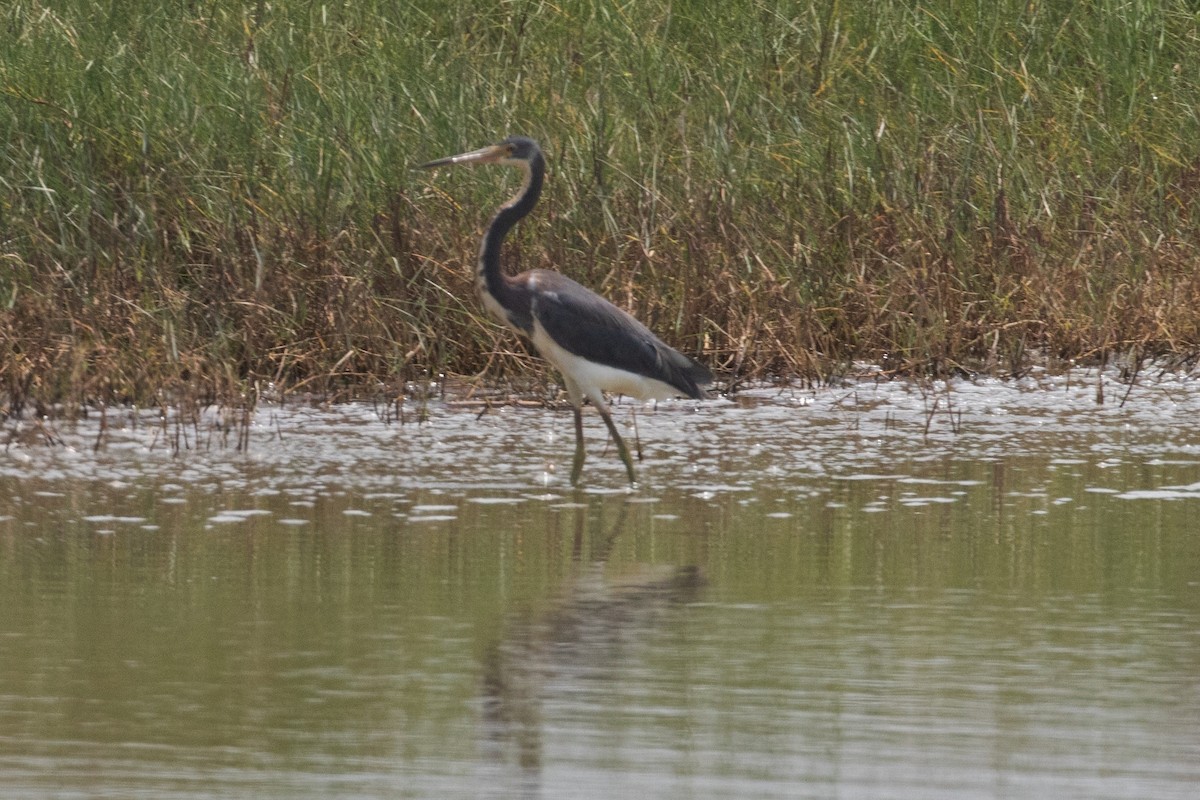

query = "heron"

[{"left": 419, "top": 135, "right": 712, "bottom": 485}]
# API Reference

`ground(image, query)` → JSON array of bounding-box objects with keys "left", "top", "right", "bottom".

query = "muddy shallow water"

[{"left": 2, "top": 370, "right": 1198, "bottom": 799}]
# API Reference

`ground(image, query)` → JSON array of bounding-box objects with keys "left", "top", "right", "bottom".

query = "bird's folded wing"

[{"left": 530, "top": 274, "right": 711, "bottom": 399}]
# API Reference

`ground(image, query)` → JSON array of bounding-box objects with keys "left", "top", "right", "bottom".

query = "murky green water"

[{"left": 2, "top": 372, "right": 1199, "bottom": 798}]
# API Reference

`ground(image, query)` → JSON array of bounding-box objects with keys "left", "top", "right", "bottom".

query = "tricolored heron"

[{"left": 420, "top": 136, "right": 712, "bottom": 485}]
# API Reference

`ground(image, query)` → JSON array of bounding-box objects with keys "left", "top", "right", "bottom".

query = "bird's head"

[{"left": 419, "top": 136, "right": 541, "bottom": 170}]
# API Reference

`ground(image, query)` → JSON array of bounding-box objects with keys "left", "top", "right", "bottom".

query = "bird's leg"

[
  {"left": 596, "top": 403, "right": 637, "bottom": 486},
  {"left": 630, "top": 406, "right": 644, "bottom": 461},
  {"left": 570, "top": 404, "right": 586, "bottom": 486}
]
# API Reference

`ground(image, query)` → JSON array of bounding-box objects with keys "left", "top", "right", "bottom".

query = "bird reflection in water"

[{"left": 476, "top": 499, "right": 704, "bottom": 797}]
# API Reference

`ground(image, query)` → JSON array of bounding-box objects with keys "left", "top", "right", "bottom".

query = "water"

[{"left": 2, "top": 370, "right": 1199, "bottom": 798}]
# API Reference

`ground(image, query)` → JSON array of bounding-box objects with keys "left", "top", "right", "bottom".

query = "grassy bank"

[{"left": 3, "top": 0, "right": 1200, "bottom": 413}]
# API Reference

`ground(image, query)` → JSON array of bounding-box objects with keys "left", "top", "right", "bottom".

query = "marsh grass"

[{"left": 3, "top": 0, "right": 1200, "bottom": 415}]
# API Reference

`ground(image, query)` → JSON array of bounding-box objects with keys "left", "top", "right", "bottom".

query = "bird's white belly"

[{"left": 530, "top": 319, "right": 682, "bottom": 406}]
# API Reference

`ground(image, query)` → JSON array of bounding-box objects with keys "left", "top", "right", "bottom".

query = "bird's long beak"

[{"left": 418, "top": 143, "right": 508, "bottom": 170}]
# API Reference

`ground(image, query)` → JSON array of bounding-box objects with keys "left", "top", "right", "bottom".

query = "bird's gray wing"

[{"left": 526, "top": 272, "right": 711, "bottom": 399}]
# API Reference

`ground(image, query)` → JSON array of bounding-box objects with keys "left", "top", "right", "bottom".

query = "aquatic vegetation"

[{"left": 3, "top": 0, "right": 1200, "bottom": 414}]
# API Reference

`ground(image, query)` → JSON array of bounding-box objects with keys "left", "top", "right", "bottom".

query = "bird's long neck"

[{"left": 478, "top": 152, "right": 544, "bottom": 296}]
